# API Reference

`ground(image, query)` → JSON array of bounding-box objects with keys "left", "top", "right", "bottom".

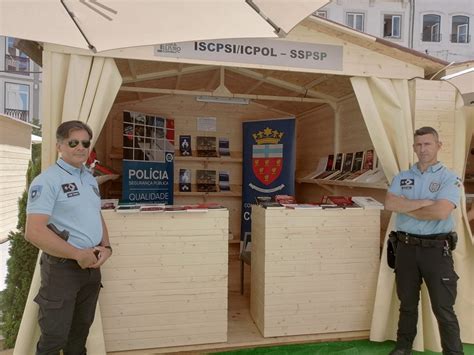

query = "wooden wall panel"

[
  {"left": 100, "top": 210, "right": 229, "bottom": 352},
  {"left": 337, "top": 97, "right": 373, "bottom": 153},
  {"left": 295, "top": 105, "right": 334, "bottom": 178},
  {"left": 250, "top": 207, "right": 380, "bottom": 337},
  {"left": 0, "top": 116, "right": 31, "bottom": 241},
  {"left": 97, "top": 95, "right": 290, "bottom": 240},
  {"left": 412, "top": 79, "right": 457, "bottom": 170}
]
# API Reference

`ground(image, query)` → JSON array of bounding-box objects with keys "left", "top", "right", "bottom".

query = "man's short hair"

[
  {"left": 414, "top": 126, "right": 439, "bottom": 141},
  {"left": 56, "top": 120, "right": 93, "bottom": 141}
]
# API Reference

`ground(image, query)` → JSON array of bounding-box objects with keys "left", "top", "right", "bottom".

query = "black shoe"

[{"left": 389, "top": 349, "right": 413, "bottom": 355}]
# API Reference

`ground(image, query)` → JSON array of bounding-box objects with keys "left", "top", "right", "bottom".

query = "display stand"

[
  {"left": 250, "top": 205, "right": 380, "bottom": 337},
  {"left": 100, "top": 209, "right": 229, "bottom": 352}
]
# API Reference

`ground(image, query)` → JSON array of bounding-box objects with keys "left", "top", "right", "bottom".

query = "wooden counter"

[
  {"left": 250, "top": 206, "right": 380, "bottom": 337},
  {"left": 100, "top": 209, "right": 229, "bottom": 352}
]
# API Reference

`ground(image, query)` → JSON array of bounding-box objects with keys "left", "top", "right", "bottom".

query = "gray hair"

[
  {"left": 56, "top": 120, "right": 93, "bottom": 141},
  {"left": 414, "top": 126, "right": 439, "bottom": 141}
]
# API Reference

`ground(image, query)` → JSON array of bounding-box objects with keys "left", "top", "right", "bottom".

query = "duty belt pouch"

[
  {"left": 47, "top": 223, "right": 69, "bottom": 242},
  {"left": 387, "top": 231, "right": 398, "bottom": 269},
  {"left": 46, "top": 224, "right": 70, "bottom": 263},
  {"left": 448, "top": 232, "right": 458, "bottom": 251}
]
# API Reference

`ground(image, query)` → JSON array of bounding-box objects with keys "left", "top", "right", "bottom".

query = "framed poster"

[{"left": 122, "top": 111, "right": 174, "bottom": 204}]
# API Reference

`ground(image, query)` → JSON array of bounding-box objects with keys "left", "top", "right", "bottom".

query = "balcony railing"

[
  {"left": 451, "top": 34, "right": 471, "bottom": 43},
  {"left": 5, "top": 108, "right": 29, "bottom": 122},
  {"left": 421, "top": 33, "right": 442, "bottom": 42},
  {"left": 4, "top": 54, "right": 30, "bottom": 74}
]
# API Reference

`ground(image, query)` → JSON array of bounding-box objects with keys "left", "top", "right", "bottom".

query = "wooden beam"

[
  {"left": 297, "top": 104, "right": 329, "bottom": 117},
  {"left": 127, "top": 60, "right": 142, "bottom": 101},
  {"left": 251, "top": 101, "right": 293, "bottom": 116},
  {"left": 115, "top": 94, "right": 173, "bottom": 107},
  {"left": 337, "top": 92, "right": 356, "bottom": 103},
  {"left": 226, "top": 67, "right": 338, "bottom": 106},
  {"left": 122, "top": 65, "right": 217, "bottom": 84},
  {"left": 304, "top": 75, "right": 329, "bottom": 89},
  {"left": 245, "top": 80, "right": 264, "bottom": 94},
  {"left": 205, "top": 68, "right": 220, "bottom": 90},
  {"left": 120, "top": 86, "right": 330, "bottom": 104},
  {"left": 175, "top": 63, "right": 184, "bottom": 90}
]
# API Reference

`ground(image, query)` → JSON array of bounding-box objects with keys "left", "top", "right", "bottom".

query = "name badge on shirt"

[
  {"left": 62, "top": 183, "right": 80, "bottom": 198},
  {"left": 401, "top": 179, "right": 414, "bottom": 189}
]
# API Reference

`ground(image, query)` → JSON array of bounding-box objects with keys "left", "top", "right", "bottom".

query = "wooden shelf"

[
  {"left": 109, "top": 154, "right": 243, "bottom": 163},
  {"left": 296, "top": 177, "right": 388, "bottom": 190},
  {"left": 174, "top": 156, "right": 242, "bottom": 163}
]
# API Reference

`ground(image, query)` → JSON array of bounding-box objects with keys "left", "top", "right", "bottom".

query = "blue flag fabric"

[{"left": 241, "top": 118, "right": 295, "bottom": 239}]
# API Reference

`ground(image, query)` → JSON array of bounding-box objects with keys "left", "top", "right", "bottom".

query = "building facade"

[
  {"left": 0, "top": 36, "right": 41, "bottom": 123},
  {"left": 316, "top": 0, "right": 474, "bottom": 62}
]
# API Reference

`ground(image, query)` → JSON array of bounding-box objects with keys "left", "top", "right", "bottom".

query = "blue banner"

[
  {"left": 241, "top": 118, "right": 295, "bottom": 239},
  {"left": 122, "top": 111, "right": 175, "bottom": 204},
  {"left": 122, "top": 160, "right": 173, "bottom": 204}
]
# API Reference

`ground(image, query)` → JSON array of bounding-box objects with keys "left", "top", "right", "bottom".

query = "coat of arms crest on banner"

[{"left": 252, "top": 127, "right": 284, "bottom": 186}]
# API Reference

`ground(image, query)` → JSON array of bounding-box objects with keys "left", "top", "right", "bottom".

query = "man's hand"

[
  {"left": 89, "top": 246, "right": 112, "bottom": 268},
  {"left": 75, "top": 248, "right": 100, "bottom": 269}
]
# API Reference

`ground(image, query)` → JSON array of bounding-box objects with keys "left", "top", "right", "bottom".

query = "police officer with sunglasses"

[
  {"left": 26, "top": 120, "right": 112, "bottom": 355},
  {"left": 385, "top": 127, "right": 463, "bottom": 355}
]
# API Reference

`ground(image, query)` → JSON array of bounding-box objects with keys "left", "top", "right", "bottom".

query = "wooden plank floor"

[{"left": 108, "top": 256, "right": 369, "bottom": 355}]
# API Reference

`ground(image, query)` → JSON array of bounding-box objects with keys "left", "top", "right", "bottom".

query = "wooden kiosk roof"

[{"left": 105, "top": 16, "right": 449, "bottom": 117}]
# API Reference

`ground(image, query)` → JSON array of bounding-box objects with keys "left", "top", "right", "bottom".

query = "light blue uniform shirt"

[
  {"left": 388, "top": 162, "right": 461, "bottom": 235},
  {"left": 27, "top": 159, "right": 103, "bottom": 249}
]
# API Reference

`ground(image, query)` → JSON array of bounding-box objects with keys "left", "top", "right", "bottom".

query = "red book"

[{"left": 328, "top": 196, "right": 354, "bottom": 207}]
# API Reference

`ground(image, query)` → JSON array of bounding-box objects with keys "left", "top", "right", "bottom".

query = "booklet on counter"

[
  {"left": 351, "top": 196, "right": 384, "bottom": 209},
  {"left": 115, "top": 204, "right": 141, "bottom": 213},
  {"left": 139, "top": 204, "right": 165, "bottom": 212}
]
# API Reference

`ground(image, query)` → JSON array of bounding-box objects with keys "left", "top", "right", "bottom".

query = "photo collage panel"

[{"left": 123, "top": 111, "right": 175, "bottom": 162}]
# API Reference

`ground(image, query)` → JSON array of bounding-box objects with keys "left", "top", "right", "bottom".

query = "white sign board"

[{"left": 155, "top": 38, "right": 343, "bottom": 71}]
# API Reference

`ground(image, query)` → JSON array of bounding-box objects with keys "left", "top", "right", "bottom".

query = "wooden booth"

[
  {"left": 0, "top": 114, "right": 33, "bottom": 242},
  {"left": 15, "top": 16, "right": 474, "bottom": 355}
]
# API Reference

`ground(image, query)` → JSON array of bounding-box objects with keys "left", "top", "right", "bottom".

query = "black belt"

[
  {"left": 396, "top": 231, "right": 450, "bottom": 248},
  {"left": 42, "top": 252, "right": 76, "bottom": 265}
]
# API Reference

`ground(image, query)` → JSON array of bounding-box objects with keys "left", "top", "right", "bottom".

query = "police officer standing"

[
  {"left": 385, "top": 126, "right": 463, "bottom": 355},
  {"left": 26, "top": 120, "right": 112, "bottom": 354}
]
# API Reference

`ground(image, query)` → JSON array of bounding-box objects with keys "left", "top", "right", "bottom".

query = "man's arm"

[
  {"left": 405, "top": 199, "right": 455, "bottom": 220},
  {"left": 385, "top": 191, "right": 434, "bottom": 213},
  {"left": 25, "top": 214, "right": 98, "bottom": 268},
  {"left": 90, "top": 214, "right": 112, "bottom": 268}
]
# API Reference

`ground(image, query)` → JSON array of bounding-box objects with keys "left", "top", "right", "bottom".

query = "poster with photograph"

[{"left": 122, "top": 111, "right": 175, "bottom": 204}]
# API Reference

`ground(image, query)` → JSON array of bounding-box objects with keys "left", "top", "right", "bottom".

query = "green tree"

[
  {"left": 0, "top": 143, "right": 41, "bottom": 348},
  {"left": 31, "top": 118, "right": 42, "bottom": 137}
]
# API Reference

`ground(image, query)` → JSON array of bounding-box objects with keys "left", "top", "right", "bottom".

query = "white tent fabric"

[
  {"left": 351, "top": 76, "right": 474, "bottom": 352},
  {"left": 14, "top": 50, "right": 122, "bottom": 355},
  {"left": 0, "top": 0, "right": 329, "bottom": 52}
]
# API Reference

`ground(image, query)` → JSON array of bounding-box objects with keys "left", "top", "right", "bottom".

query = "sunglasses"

[{"left": 66, "top": 139, "right": 91, "bottom": 148}]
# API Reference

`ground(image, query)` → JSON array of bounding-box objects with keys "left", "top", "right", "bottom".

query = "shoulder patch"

[{"left": 30, "top": 185, "right": 43, "bottom": 202}]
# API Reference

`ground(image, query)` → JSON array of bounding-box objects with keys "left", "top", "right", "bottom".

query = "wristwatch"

[{"left": 104, "top": 245, "right": 113, "bottom": 253}]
